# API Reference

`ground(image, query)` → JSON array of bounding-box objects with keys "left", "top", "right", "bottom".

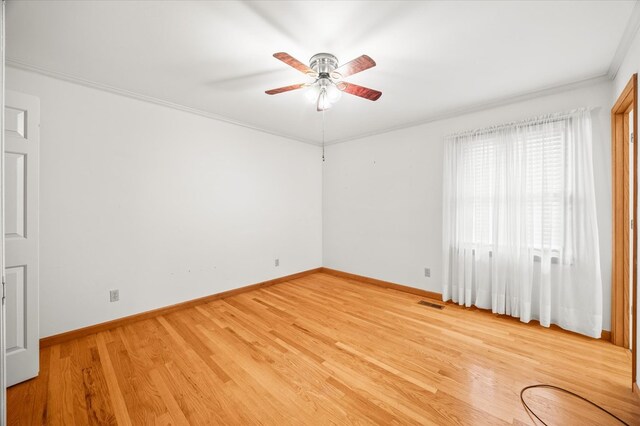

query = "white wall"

[
  {"left": 4, "top": 64, "right": 624, "bottom": 338},
  {"left": 7, "top": 67, "right": 323, "bottom": 338},
  {"left": 614, "top": 28, "right": 640, "bottom": 97},
  {"left": 323, "top": 80, "right": 613, "bottom": 331},
  {"left": 614, "top": 24, "right": 640, "bottom": 387}
]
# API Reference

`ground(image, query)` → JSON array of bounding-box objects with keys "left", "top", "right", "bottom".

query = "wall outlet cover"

[{"left": 110, "top": 289, "right": 120, "bottom": 302}]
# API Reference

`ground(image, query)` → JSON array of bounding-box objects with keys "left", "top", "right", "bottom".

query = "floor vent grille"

[{"left": 418, "top": 300, "right": 444, "bottom": 310}]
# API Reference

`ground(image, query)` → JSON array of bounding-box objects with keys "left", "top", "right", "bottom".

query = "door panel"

[
  {"left": 4, "top": 107, "right": 25, "bottom": 138},
  {"left": 5, "top": 91, "right": 39, "bottom": 387},
  {"left": 5, "top": 152, "right": 26, "bottom": 239},
  {"left": 5, "top": 266, "right": 25, "bottom": 353}
]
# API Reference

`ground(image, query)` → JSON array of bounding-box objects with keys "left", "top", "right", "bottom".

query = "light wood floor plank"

[
  {"left": 95, "top": 333, "right": 133, "bottom": 426},
  {"left": 7, "top": 272, "right": 640, "bottom": 425}
]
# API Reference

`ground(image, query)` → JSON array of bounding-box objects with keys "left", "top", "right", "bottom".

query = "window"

[
  {"left": 442, "top": 109, "right": 603, "bottom": 337},
  {"left": 458, "top": 120, "right": 566, "bottom": 251}
]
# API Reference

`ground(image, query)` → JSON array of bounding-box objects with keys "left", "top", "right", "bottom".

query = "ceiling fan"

[{"left": 265, "top": 52, "right": 382, "bottom": 111}]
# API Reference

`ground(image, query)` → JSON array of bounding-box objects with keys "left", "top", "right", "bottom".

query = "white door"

[{"left": 4, "top": 91, "right": 39, "bottom": 386}]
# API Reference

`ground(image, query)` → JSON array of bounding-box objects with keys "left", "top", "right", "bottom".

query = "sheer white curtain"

[{"left": 442, "top": 109, "right": 603, "bottom": 338}]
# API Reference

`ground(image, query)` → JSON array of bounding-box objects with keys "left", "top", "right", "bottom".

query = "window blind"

[{"left": 459, "top": 120, "right": 566, "bottom": 250}]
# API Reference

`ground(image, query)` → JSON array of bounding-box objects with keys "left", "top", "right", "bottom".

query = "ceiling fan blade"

[
  {"left": 341, "top": 83, "right": 382, "bottom": 101},
  {"left": 331, "top": 55, "right": 376, "bottom": 79},
  {"left": 265, "top": 83, "right": 307, "bottom": 95},
  {"left": 273, "top": 52, "right": 316, "bottom": 76}
]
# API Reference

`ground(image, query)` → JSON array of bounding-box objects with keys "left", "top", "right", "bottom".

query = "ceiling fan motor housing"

[{"left": 310, "top": 53, "right": 339, "bottom": 77}]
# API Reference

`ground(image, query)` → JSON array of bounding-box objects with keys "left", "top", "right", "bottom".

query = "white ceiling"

[{"left": 6, "top": 1, "right": 638, "bottom": 144}]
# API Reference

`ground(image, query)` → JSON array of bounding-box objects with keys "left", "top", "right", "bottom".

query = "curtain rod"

[{"left": 445, "top": 107, "right": 593, "bottom": 139}]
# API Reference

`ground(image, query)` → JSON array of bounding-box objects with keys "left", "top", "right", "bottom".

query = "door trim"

[
  {"left": 611, "top": 73, "right": 638, "bottom": 388},
  {"left": 0, "top": 0, "right": 6, "bottom": 421}
]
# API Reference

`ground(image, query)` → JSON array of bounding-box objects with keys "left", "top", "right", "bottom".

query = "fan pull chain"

[{"left": 322, "top": 104, "right": 325, "bottom": 162}]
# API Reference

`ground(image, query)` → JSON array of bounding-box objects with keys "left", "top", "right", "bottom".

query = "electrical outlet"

[
  {"left": 424, "top": 268, "right": 431, "bottom": 278},
  {"left": 110, "top": 289, "right": 119, "bottom": 302},
  {"left": 275, "top": 258, "right": 279, "bottom": 267}
]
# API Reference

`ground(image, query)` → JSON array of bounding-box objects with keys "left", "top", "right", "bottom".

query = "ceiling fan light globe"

[
  {"left": 318, "top": 91, "right": 332, "bottom": 110},
  {"left": 319, "top": 99, "right": 332, "bottom": 110},
  {"left": 326, "top": 84, "right": 342, "bottom": 103},
  {"left": 305, "top": 85, "right": 321, "bottom": 103}
]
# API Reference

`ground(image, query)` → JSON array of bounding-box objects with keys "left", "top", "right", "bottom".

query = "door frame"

[
  {"left": 611, "top": 73, "right": 638, "bottom": 387},
  {"left": 0, "top": 0, "right": 6, "bottom": 421}
]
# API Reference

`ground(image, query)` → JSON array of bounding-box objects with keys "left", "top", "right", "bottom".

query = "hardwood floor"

[{"left": 8, "top": 272, "right": 640, "bottom": 425}]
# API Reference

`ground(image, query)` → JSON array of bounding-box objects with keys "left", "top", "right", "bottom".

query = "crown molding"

[
  {"left": 7, "top": 58, "right": 611, "bottom": 148},
  {"left": 326, "top": 73, "right": 611, "bottom": 146},
  {"left": 608, "top": 0, "right": 640, "bottom": 80},
  {"left": 6, "top": 58, "right": 322, "bottom": 146}
]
